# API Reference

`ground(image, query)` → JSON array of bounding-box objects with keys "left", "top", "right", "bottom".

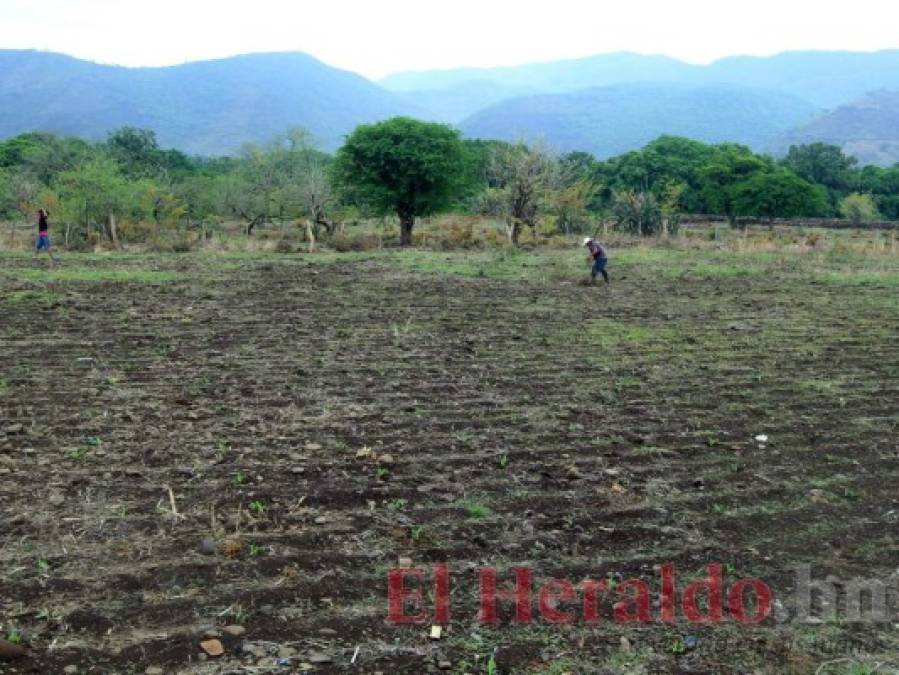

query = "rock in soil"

[
  {"left": 145, "top": 668, "right": 164, "bottom": 675},
  {"left": 197, "top": 538, "right": 217, "bottom": 555},
  {"left": 308, "top": 653, "right": 332, "bottom": 664},
  {"left": 242, "top": 642, "right": 267, "bottom": 658},
  {"left": 63, "top": 666, "right": 78, "bottom": 674},
  {"left": 222, "top": 624, "right": 246, "bottom": 637}
]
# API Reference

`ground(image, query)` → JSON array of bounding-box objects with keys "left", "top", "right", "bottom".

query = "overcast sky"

[{"left": 2, "top": 0, "right": 896, "bottom": 80}]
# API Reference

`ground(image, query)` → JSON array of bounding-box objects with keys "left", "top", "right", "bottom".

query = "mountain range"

[
  {"left": 0, "top": 50, "right": 418, "bottom": 155},
  {"left": 2, "top": 48, "right": 899, "bottom": 163}
]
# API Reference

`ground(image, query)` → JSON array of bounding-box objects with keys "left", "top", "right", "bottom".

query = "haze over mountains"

[{"left": 2, "top": 48, "right": 899, "bottom": 163}]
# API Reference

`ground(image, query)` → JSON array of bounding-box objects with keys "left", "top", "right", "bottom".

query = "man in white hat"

[{"left": 583, "top": 237, "right": 610, "bottom": 285}]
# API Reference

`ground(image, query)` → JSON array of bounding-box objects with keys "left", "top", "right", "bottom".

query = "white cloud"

[{"left": 1, "top": 0, "right": 897, "bottom": 79}]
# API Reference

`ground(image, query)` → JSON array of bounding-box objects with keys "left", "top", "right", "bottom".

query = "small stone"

[
  {"left": 314, "top": 515, "right": 331, "bottom": 525},
  {"left": 290, "top": 466, "right": 305, "bottom": 475},
  {"left": 63, "top": 666, "right": 78, "bottom": 674},
  {"left": 199, "top": 638, "right": 224, "bottom": 657},
  {"left": 318, "top": 628, "right": 337, "bottom": 636},
  {"left": 377, "top": 453, "right": 394, "bottom": 465},
  {"left": 438, "top": 660, "right": 452, "bottom": 670},
  {"left": 619, "top": 636, "right": 632, "bottom": 653},
  {"left": 198, "top": 538, "right": 217, "bottom": 555},
  {"left": 145, "top": 668, "right": 164, "bottom": 675},
  {"left": 203, "top": 629, "right": 221, "bottom": 639},
  {"left": 308, "top": 653, "right": 332, "bottom": 664},
  {"left": 4, "top": 424, "right": 23, "bottom": 434},
  {"left": 222, "top": 625, "right": 246, "bottom": 637},
  {"left": 356, "top": 446, "right": 373, "bottom": 459},
  {"left": 241, "top": 642, "right": 266, "bottom": 658},
  {"left": 430, "top": 625, "right": 442, "bottom": 640},
  {"left": 305, "top": 442, "right": 322, "bottom": 451},
  {"left": 565, "top": 464, "right": 584, "bottom": 479},
  {"left": 50, "top": 493, "right": 66, "bottom": 506},
  {"left": 398, "top": 557, "right": 413, "bottom": 568},
  {"left": 278, "top": 646, "right": 297, "bottom": 658}
]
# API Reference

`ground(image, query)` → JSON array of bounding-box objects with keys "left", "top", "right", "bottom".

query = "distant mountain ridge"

[
  {"left": 3, "top": 48, "right": 899, "bottom": 163},
  {"left": 777, "top": 89, "right": 899, "bottom": 166},
  {"left": 459, "top": 83, "right": 818, "bottom": 158},
  {"left": 0, "top": 50, "right": 419, "bottom": 155},
  {"left": 382, "top": 50, "right": 899, "bottom": 110}
]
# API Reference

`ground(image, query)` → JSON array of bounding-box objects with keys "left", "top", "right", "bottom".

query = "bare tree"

[
  {"left": 222, "top": 128, "right": 334, "bottom": 238},
  {"left": 487, "top": 141, "right": 558, "bottom": 245},
  {"left": 10, "top": 172, "right": 40, "bottom": 235}
]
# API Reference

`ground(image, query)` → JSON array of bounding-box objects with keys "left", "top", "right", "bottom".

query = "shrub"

[
  {"left": 839, "top": 193, "right": 880, "bottom": 225},
  {"left": 613, "top": 191, "right": 663, "bottom": 236}
]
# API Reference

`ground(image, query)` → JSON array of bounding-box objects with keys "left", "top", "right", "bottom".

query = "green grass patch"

[
  {"left": 2, "top": 267, "right": 180, "bottom": 284},
  {"left": 463, "top": 501, "right": 492, "bottom": 519},
  {"left": 3, "top": 289, "right": 64, "bottom": 305},
  {"left": 301, "top": 249, "right": 584, "bottom": 281},
  {"left": 569, "top": 319, "right": 684, "bottom": 350},
  {"left": 815, "top": 269, "right": 899, "bottom": 287}
]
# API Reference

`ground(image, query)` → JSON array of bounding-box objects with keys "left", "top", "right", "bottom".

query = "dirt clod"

[
  {"left": 199, "top": 639, "right": 224, "bottom": 657},
  {"left": 0, "top": 639, "right": 27, "bottom": 661}
]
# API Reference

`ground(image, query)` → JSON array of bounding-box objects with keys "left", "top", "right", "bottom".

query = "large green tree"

[
  {"left": 732, "top": 169, "right": 828, "bottom": 221},
  {"left": 334, "top": 117, "right": 465, "bottom": 246},
  {"left": 56, "top": 157, "right": 136, "bottom": 245},
  {"left": 699, "top": 144, "right": 772, "bottom": 225},
  {"left": 859, "top": 165, "right": 899, "bottom": 220},
  {"left": 782, "top": 143, "right": 859, "bottom": 212}
]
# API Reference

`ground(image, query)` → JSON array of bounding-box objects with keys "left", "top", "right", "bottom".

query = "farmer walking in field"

[
  {"left": 35, "top": 208, "right": 54, "bottom": 261},
  {"left": 583, "top": 237, "right": 609, "bottom": 285}
]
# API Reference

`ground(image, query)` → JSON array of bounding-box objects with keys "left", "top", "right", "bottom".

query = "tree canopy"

[{"left": 333, "top": 117, "right": 466, "bottom": 245}]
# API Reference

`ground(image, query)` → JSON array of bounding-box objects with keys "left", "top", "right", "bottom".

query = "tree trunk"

[
  {"left": 510, "top": 221, "right": 522, "bottom": 246},
  {"left": 108, "top": 211, "right": 119, "bottom": 247},
  {"left": 399, "top": 214, "right": 414, "bottom": 247},
  {"left": 305, "top": 221, "right": 316, "bottom": 253}
]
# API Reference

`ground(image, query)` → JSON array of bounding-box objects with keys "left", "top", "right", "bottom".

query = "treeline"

[{"left": 1, "top": 119, "right": 897, "bottom": 249}]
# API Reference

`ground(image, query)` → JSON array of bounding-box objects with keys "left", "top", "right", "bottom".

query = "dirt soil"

[{"left": 0, "top": 253, "right": 897, "bottom": 674}]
